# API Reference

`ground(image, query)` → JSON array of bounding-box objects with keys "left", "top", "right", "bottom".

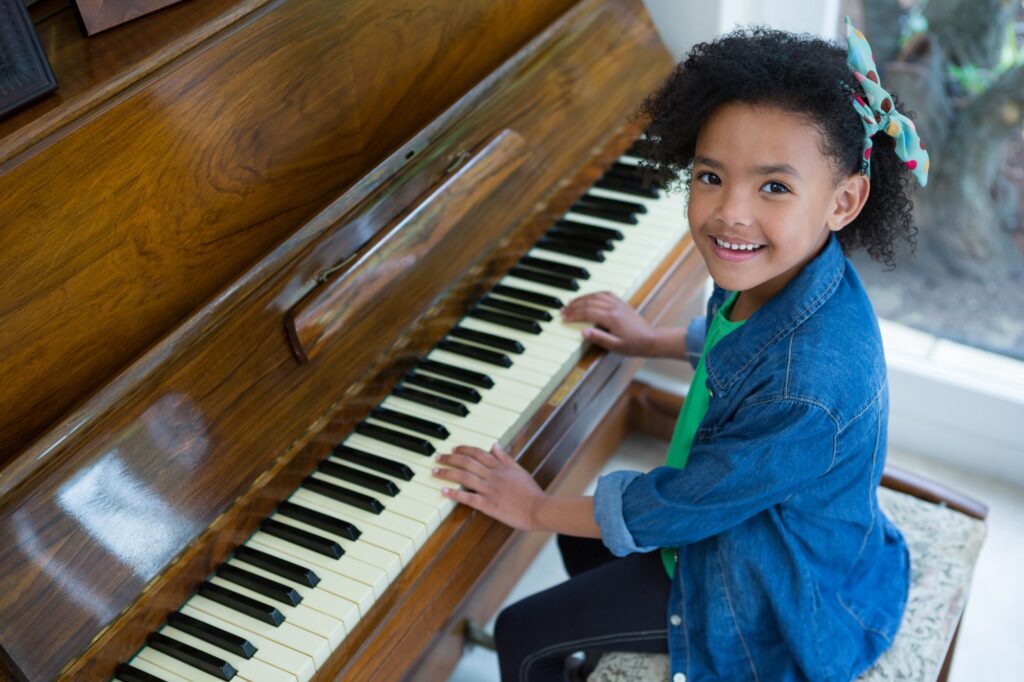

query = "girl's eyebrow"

[{"left": 694, "top": 155, "right": 802, "bottom": 180}]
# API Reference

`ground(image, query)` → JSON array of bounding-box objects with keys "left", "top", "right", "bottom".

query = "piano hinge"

[
  {"left": 317, "top": 253, "right": 359, "bottom": 284},
  {"left": 445, "top": 150, "right": 471, "bottom": 175}
]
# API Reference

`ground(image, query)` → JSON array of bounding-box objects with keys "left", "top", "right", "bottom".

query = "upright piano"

[{"left": 0, "top": 1, "right": 708, "bottom": 679}]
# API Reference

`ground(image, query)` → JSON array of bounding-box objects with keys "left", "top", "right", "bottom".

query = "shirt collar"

[{"left": 704, "top": 232, "right": 846, "bottom": 395}]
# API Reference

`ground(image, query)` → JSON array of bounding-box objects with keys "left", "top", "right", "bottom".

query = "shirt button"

[
  {"left": 673, "top": 673, "right": 686, "bottom": 682},
  {"left": 708, "top": 388, "right": 714, "bottom": 398},
  {"left": 670, "top": 614, "right": 682, "bottom": 626}
]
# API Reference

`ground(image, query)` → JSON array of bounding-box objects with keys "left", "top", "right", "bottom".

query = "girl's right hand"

[{"left": 560, "top": 291, "right": 654, "bottom": 357}]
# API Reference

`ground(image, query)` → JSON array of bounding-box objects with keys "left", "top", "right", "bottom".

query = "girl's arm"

[
  {"left": 433, "top": 444, "right": 601, "bottom": 538},
  {"left": 560, "top": 291, "right": 688, "bottom": 360}
]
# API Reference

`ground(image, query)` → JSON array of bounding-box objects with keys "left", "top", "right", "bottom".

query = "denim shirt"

[{"left": 594, "top": 233, "right": 910, "bottom": 681}]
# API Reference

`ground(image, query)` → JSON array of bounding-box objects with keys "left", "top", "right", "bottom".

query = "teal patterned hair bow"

[{"left": 844, "top": 16, "right": 929, "bottom": 187}]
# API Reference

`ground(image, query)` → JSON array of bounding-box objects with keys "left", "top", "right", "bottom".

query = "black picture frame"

[{"left": 0, "top": 0, "right": 57, "bottom": 118}]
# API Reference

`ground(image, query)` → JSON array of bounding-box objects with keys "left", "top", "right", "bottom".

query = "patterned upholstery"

[{"left": 588, "top": 487, "right": 987, "bottom": 682}]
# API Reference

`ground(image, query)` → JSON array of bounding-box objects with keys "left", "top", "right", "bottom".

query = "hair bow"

[{"left": 844, "top": 16, "right": 929, "bottom": 187}]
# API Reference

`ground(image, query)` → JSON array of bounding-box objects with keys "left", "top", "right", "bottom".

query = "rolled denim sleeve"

[
  {"left": 615, "top": 399, "right": 838, "bottom": 549},
  {"left": 685, "top": 315, "right": 706, "bottom": 370},
  {"left": 593, "top": 470, "right": 662, "bottom": 556}
]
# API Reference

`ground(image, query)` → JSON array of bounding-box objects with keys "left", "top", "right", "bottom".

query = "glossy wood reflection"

[{"left": 0, "top": 0, "right": 576, "bottom": 464}]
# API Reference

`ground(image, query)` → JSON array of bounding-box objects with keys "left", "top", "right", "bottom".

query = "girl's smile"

[{"left": 688, "top": 102, "right": 868, "bottom": 319}]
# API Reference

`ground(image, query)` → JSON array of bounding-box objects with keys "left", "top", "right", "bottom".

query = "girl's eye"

[
  {"left": 696, "top": 171, "right": 720, "bottom": 185},
  {"left": 761, "top": 180, "right": 790, "bottom": 194}
]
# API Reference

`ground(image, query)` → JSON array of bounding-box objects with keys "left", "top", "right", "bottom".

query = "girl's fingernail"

[
  {"left": 432, "top": 467, "right": 440, "bottom": 474},
  {"left": 442, "top": 488, "right": 451, "bottom": 496}
]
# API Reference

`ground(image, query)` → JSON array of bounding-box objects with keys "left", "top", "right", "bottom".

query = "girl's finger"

[
  {"left": 582, "top": 327, "right": 622, "bottom": 350},
  {"left": 437, "top": 451, "right": 494, "bottom": 477},
  {"left": 490, "top": 443, "right": 517, "bottom": 466},
  {"left": 441, "top": 487, "right": 488, "bottom": 512},
  {"left": 432, "top": 465, "right": 485, "bottom": 490}
]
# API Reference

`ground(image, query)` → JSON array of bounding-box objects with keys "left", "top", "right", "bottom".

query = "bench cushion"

[{"left": 588, "top": 487, "right": 987, "bottom": 682}]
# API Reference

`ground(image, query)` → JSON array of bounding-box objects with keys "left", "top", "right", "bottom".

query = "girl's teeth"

[{"left": 714, "top": 237, "right": 763, "bottom": 251}]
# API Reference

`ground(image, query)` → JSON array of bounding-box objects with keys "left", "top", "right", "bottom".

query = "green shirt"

[{"left": 660, "top": 291, "right": 745, "bottom": 577}]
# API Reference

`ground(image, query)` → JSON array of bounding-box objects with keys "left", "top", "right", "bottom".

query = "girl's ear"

[{"left": 828, "top": 173, "right": 870, "bottom": 232}]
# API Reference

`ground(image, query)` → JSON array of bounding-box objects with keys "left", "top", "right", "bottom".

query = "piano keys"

[{"left": 114, "top": 153, "right": 690, "bottom": 681}]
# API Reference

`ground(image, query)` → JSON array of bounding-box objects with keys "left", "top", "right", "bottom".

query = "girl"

[{"left": 433, "top": 18, "right": 927, "bottom": 682}]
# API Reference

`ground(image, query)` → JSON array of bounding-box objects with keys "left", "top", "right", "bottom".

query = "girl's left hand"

[{"left": 433, "top": 444, "right": 546, "bottom": 531}]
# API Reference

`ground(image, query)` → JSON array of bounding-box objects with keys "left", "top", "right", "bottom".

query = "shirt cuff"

[{"left": 593, "top": 470, "right": 661, "bottom": 556}]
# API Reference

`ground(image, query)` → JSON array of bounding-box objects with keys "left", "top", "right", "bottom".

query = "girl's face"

[{"left": 687, "top": 103, "right": 869, "bottom": 318}]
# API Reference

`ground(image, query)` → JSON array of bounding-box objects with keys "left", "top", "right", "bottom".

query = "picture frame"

[
  {"left": 0, "top": 0, "right": 57, "bottom": 118},
  {"left": 73, "top": 0, "right": 188, "bottom": 36}
]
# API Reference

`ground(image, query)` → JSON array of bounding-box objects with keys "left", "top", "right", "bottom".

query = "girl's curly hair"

[{"left": 636, "top": 27, "right": 917, "bottom": 267}]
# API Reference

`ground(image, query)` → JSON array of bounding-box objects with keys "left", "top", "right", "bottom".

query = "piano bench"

[{"left": 586, "top": 476, "right": 988, "bottom": 682}]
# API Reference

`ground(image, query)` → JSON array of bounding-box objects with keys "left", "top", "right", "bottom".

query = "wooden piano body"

[{"left": 0, "top": 1, "right": 707, "bottom": 679}]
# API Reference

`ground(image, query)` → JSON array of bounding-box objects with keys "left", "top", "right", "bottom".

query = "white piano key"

[
  {"left": 276, "top": 495, "right": 416, "bottom": 564},
  {"left": 340, "top": 436, "right": 450, "bottom": 489},
  {"left": 185, "top": 595, "right": 329, "bottom": 669},
  {"left": 134, "top": 647, "right": 226, "bottom": 682},
  {"left": 269, "top": 512, "right": 403, "bottom": 581},
  {"left": 224, "top": 557, "right": 362, "bottom": 632},
  {"left": 361, "top": 418, "right": 494, "bottom": 455},
  {"left": 248, "top": 531, "right": 389, "bottom": 600},
  {"left": 292, "top": 484, "right": 429, "bottom": 545},
  {"left": 158, "top": 625, "right": 296, "bottom": 682},
  {"left": 310, "top": 470, "right": 441, "bottom": 531},
  {"left": 458, "top": 315, "right": 579, "bottom": 354},
  {"left": 381, "top": 394, "right": 516, "bottom": 441},
  {"left": 121, "top": 656, "right": 192, "bottom": 682},
  {"left": 328, "top": 457, "right": 453, "bottom": 514},
  {"left": 206, "top": 576, "right": 347, "bottom": 649}
]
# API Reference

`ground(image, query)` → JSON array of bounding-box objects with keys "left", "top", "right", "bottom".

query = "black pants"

[{"left": 494, "top": 535, "right": 671, "bottom": 682}]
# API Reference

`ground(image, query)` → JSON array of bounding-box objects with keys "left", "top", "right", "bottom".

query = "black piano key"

[
  {"left": 356, "top": 421, "right": 436, "bottom": 454},
  {"left": 404, "top": 371, "right": 482, "bottom": 403},
  {"left": 262, "top": 518, "right": 344, "bottom": 559},
  {"left": 609, "top": 161, "right": 666, "bottom": 187},
  {"left": 478, "top": 296, "right": 552, "bottom": 322},
  {"left": 148, "top": 632, "right": 238, "bottom": 680},
  {"left": 449, "top": 326, "right": 523, "bottom": 354},
  {"left": 233, "top": 546, "right": 320, "bottom": 588},
  {"left": 534, "top": 238, "right": 605, "bottom": 263},
  {"left": 216, "top": 563, "right": 302, "bottom": 607},
  {"left": 469, "top": 308, "right": 542, "bottom": 334},
  {"left": 304, "top": 475, "right": 385, "bottom": 513},
  {"left": 586, "top": 192, "right": 647, "bottom": 214},
  {"left": 491, "top": 284, "right": 563, "bottom": 309},
  {"left": 115, "top": 664, "right": 167, "bottom": 682},
  {"left": 555, "top": 220, "right": 623, "bottom": 241},
  {"left": 370, "top": 406, "right": 450, "bottom": 438},
  {"left": 393, "top": 385, "right": 470, "bottom": 416},
  {"left": 595, "top": 176, "right": 659, "bottom": 198},
  {"left": 320, "top": 459, "right": 400, "bottom": 496},
  {"left": 167, "top": 612, "right": 257, "bottom": 659},
  {"left": 570, "top": 203, "right": 637, "bottom": 225},
  {"left": 437, "top": 339, "right": 512, "bottom": 368},
  {"left": 198, "top": 582, "right": 285, "bottom": 627},
  {"left": 279, "top": 500, "right": 362, "bottom": 540},
  {"left": 418, "top": 358, "right": 494, "bottom": 388},
  {"left": 508, "top": 266, "right": 579, "bottom": 291},
  {"left": 547, "top": 227, "right": 615, "bottom": 252},
  {"left": 520, "top": 255, "right": 590, "bottom": 280},
  {"left": 333, "top": 444, "right": 415, "bottom": 481}
]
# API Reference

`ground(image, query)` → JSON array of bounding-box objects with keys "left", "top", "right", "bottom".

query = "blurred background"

[{"left": 451, "top": 1, "right": 1024, "bottom": 680}]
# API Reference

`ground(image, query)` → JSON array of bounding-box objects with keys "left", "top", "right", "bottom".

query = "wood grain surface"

[{"left": 0, "top": 0, "right": 575, "bottom": 466}]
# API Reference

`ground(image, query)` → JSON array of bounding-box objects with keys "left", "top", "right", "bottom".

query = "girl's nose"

[{"left": 713, "top": 187, "right": 753, "bottom": 227}]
